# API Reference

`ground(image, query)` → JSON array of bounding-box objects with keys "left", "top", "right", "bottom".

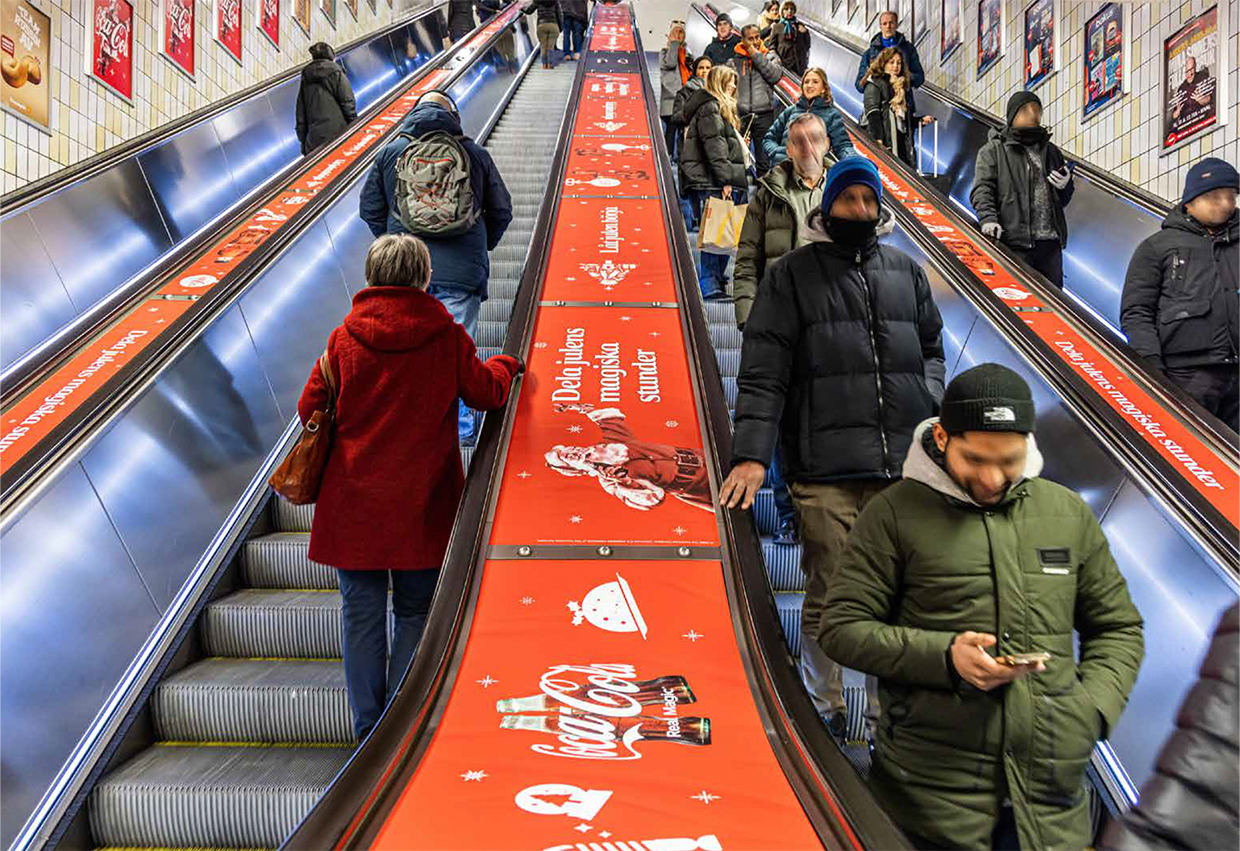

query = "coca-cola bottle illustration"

[
  {"left": 496, "top": 675, "right": 695, "bottom": 713},
  {"left": 502, "top": 713, "right": 712, "bottom": 746}
]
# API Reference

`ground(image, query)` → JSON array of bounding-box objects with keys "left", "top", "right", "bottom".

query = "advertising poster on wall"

[
  {"left": 256, "top": 0, "right": 279, "bottom": 49},
  {"left": 214, "top": 0, "right": 243, "bottom": 64},
  {"left": 1162, "top": 5, "right": 1226, "bottom": 153},
  {"left": 1024, "top": 0, "right": 1057, "bottom": 90},
  {"left": 344, "top": 0, "right": 357, "bottom": 21},
  {"left": 89, "top": 0, "right": 134, "bottom": 102},
  {"left": 941, "top": 0, "right": 962, "bottom": 63},
  {"left": 977, "top": 0, "right": 1003, "bottom": 78},
  {"left": 293, "top": 0, "right": 311, "bottom": 36},
  {"left": 1, "top": 0, "right": 49, "bottom": 131},
  {"left": 865, "top": 0, "right": 879, "bottom": 30},
  {"left": 159, "top": 0, "right": 196, "bottom": 79},
  {"left": 1082, "top": 2, "right": 1125, "bottom": 120},
  {"left": 847, "top": 0, "right": 860, "bottom": 26},
  {"left": 912, "top": 0, "right": 929, "bottom": 46},
  {"left": 321, "top": 0, "right": 335, "bottom": 28}
]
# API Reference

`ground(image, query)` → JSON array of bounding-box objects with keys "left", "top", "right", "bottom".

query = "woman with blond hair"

[
  {"left": 864, "top": 46, "right": 933, "bottom": 168},
  {"left": 763, "top": 67, "right": 856, "bottom": 167},
  {"left": 679, "top": 65, "right": 749, "bottom": 300}
]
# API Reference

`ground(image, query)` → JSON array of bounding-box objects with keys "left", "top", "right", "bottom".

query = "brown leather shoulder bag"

[{"left": 269, "top": 349, "right": 337, "bottom": 504}]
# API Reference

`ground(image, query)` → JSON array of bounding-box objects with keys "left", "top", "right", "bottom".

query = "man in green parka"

[{"left": 822, "top": 363, "right": 1144, "bottom": 850}]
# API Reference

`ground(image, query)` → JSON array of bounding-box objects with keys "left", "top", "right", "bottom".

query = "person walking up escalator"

[
  {"left": 296, "top": 42, "right": 357, "bottom": 155},
  {"left": 561, "top": 1, "right": 588, "bottom": 60},
  {"left": 524, "top": 0, "right": 563, "bottom": 69}
]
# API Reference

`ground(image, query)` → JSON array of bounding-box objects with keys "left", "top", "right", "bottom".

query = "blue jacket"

[
  {"left": 855, "top": 31, "right": 925, "bottom": 92},
  {"left": 762, "top": 96, "right": 857, "bottom": 167},
  {"left": 359, "top": 104, "right": 512, "bottom": 298}
]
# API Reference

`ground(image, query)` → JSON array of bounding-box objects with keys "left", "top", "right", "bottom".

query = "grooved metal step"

[
  {"left": 243, "top": 533, "right": 335, "bottom": 590},
  {"left": 203, "top": 589, "right": 343, "bottom": 658}
]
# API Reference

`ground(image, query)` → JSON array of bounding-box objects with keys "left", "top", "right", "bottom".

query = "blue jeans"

[
  {"left": 562, "top": 16, "right": 586, "bottom": 55},
  {"left": 429, "top": 285, "right": 481, "bottom": 441},
  {"left": 692, "top": 188, "right": 746, "bottom": 297},
  {"left": 661, "top": 117, "right": 682, "bottom": 164},
  {"left": 338, "top": 568, "right": 440, "bottom": 740},
  {"left": 770, "top": 437, "right": 795, "bottom": 528}
]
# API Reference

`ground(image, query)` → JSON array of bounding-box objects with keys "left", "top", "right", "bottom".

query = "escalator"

[{"left": 680, "top": 2, "right": 1239, "bottom": 818}]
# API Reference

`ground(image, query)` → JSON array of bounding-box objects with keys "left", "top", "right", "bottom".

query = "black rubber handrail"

[{"left": 0, "top": 2, "right": 449, "bottom": 215}]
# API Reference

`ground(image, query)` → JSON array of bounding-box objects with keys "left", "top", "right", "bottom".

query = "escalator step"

[
  {"left": 480, "top": 298, "right": 515, "bottom": 322},
  {"left": 153, "top": 658, "right": 351, "bottom": 744},
  {"left": 478, "top": 319, "right": 508, "bottom": 348},
  {"left": 708, "top": 323, "right": 742, "bottom": 351},
  {"left": 774, "top": 592, "right": 803, "bottom": 656},
  {"left": 721, "top": 376, "right": 737, "bottom": 409},
  {"left": 203, "top": 590, "right": 342, "bottom": 658},
  {"left": 704, "top": 300, "right": 735, "bottom": 325},
  {"left": 89, "top": 744, "right": 352, "bottom": 849},
  {"left": 243, "top": 534, "right": 335, "bottom": 590},
  {"left": 760, "top": 538, "right": 804, "bottom": 592},
  {"left": 717, "top": 349, "right": 741, "bottom": 378},
  {"left": 273, "top": 499, "right": 313, "bottom": 533}
]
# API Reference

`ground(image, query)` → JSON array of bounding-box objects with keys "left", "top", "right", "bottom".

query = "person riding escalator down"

[
  {"left": 659, "top": 22, "right": 694, "bottom": 165},
  {"left": 863, "top": 47, "right": 933, "bottom": 171},
  {"left": 763, "top": 68, "right": 856, "bottom": 169}
]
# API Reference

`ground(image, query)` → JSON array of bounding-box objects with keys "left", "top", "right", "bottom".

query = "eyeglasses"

[{"left": 671, "top": 19, "right": 685, "bottom": 26}]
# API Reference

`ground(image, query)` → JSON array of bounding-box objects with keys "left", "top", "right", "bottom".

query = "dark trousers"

[
  {"left": 661, "top": 116, "right": 683, "bottom": 164},
  {"left": 1010, "top": 239, "right": 1064, "bottom": 288},
  {"left": 338, "top": 567, "right": 440, "bottom": 740},
  {"left": 562, "top": 16, "right": 586, "bottom": 54},
  {"left": 741, "top": 110, "right": 775, "bottom": 176},
  {"left": 769, "top": 437, "right": 795, "bottom": 528},
  {"left": 1167, "top": 364, "right": 1240, "bottom": 432}
]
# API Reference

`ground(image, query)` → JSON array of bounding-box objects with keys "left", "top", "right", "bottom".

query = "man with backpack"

[{"left": 360, "top": 91, "right": 513, "bottom": 444}]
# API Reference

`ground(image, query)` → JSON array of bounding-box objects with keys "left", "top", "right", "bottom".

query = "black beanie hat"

[
  {"left": 940, "top": 364, "right": 1036, "bottom": 434},
  {"left": 1006, "top": 90, "right": 1041, "bottom": 126},
  {"left": 309, "top": 42, "right": 335, "bottom": 61}
]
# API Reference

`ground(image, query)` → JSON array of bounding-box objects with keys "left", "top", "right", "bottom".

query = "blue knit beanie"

[{"left": 821, "top": 156, "right": 883, "bottom": 216}]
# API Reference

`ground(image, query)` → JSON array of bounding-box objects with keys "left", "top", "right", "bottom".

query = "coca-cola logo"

[
  {"left": 261, "top": 0, "right": 278, "bottom": 25},
  {"left": 96, "top": 3, "right": 130, "bottom": 61},
  {"left": 220, "top": 0, "right": 240, "bottom": 33},
  {"left": 168, "top": 0, "right": 192, "bottom": 41}
]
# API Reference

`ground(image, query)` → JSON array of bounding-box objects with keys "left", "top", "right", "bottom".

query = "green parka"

[{"left": 821, "top": 420, "right": 1144, "bottom": 850}]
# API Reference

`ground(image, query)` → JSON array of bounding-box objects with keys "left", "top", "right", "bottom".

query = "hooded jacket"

[
  {"left": 1120, "top": 207, "right": 1239, "bottom": 371},
  {"left": 763, "top": 16, "right": 810, "bottom": 74},
  {"left": 855, "top": 30, "right": 925, "bottom": 92},
  {"left": 970, "top": 125, "right": 1075, "bottom": 249},
  {"left": 678, "top": 88, "right": 748, "bottom": 193},
  {"left": 298, "top": 286, "right": 520, "bottom": 570},
  {"left": 731, "top": 211, "right": 945, "bottom": 482},
  {"left": 763, "top": 95, "right": 857, "bottom": 167},
  {"left": 672, "top": 75, "right": 705, "bottom": 123},
  {"left": 359, "top": 104, "right": 513, "bottom": 298},
  {"left": 447, "top": 0, "right": 477, "bottom": 39},
  {"left": 659, "top": 40, "right": 694, "bottom": 118},
  {"left": 296, "top": 58, "right": 357, "bottom": 154},
  {"left": 703, "top": 31, "right": 743, "bottom": 66},
  {"left": 821, "top": 419, "right": 1145, "bottom": 850},
  {"left": 730, "top": 41, "right": 783, "bottom": 116},
  {"left": 863, "top": 73, "right": 919, "bottom": 168}
]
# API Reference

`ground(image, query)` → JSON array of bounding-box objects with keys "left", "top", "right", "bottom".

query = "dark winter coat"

[
  {"left": 659, "top": 40, "right": 693, "bottom": 117},
  {"left": 1120, "top": 208, "right": 1239, "bottom": 371},
  {"left": 763, "top": 16, "right": 810, "bottom": 75},
  {"left": 863, "top": 74, "right": 919, "bottom": 167},
  {"left": 702, "top": 31, "right": 742, "bottom": 66},
  {"left": 296, "top": 58, "right": 357, "bottom": 155},
  {"left": 1100, "top": 603, "right": 1237, "bottom": 851},
  {"left": 855, "top": 30, "right": 925, "bottom": 92},
  {"left": 822, "top": 420, "right": 1144, "bottom": 850},
  {"left": 731, "top": 213, "right": 946, "bottom": 481},
  {"left": 970, "top": 127, "right": 1075, "bottom": 249},
  {"left": 476, "top": 0, "right": 503, "bottom": 23},
  {"left": 763, "top": 95, "right": 857, "bottom": 167},
  {"left": 298, "top": 286, "right": 520, "bottom": 571},
  {"left": 523, "top": 0, "right": 561, "bottom": 27},
  {"left": 671, "top": 76, "right": 705, "bottom": 123},
  {"left": 447, "top": 0, "right": 477, "bottom": 39},
  {"left": 730, "top": 42, "right": 782, "bottom": 116},
  {"left": 561, "top": 0, "right": 588, "bottom": 21},
  {"left": 359, "top": 104, "right": 513, "bottom": 298},
  {"left": 678, "top": 88, "right": 747, "bottom": 193}
]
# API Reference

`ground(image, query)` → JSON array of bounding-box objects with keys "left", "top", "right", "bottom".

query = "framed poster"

[
  {"left": 344, "top": 0, "right": 357, "bottom": 21},
  {"left": 1082, "top": 2, "right": 1126, "bottom": 120},
  {"left": 321, "top": 0, "right": 335, "bottom": 28},
  {"left": 159, "top": 0, "right": 196, "bottom": 79},
  {"left": 1023, "top": 0, "right": 1057, "bottom": 90},
  {"left": 847, "top": 0, "right": 860, "bottom": 25},
  {"left": 89, "top": 0, "right": 134, "bottom": 102},
  {"left": 0, "top": 0, "right": 50, "bottom": 132},
  {"left": 256, "top": 0, "right": 279, "bottom": 49},
  {"left": 976, "top": 0, "right": 1003, "bottom": 78},
  {"left": 940, "top": 0, "right": 962, "bottom": 63},
  {"left": 293, "top": 0, "right": 312, "bottom": 37},
  {"left": 865, "top": 0, "right": 878, "bottom": 30},
  {"left": 1162, "top": 4, "right": 1227, "bottom": 154},
  {"left": 214, "top": 0, "right": 242, "bottom": 65},
  {"left": 831, "top": 0, "right": 843, "bottom": 18},
  {"left": 367, "top": 0, "right": 376, "bottom": 13}
]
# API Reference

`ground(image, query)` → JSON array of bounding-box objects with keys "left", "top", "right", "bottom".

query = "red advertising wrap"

[
  {"left": 0, "top": 5, "right": 528, "bottom": 473},
  {"left": 160, "top": 0, "right": 195, "bottom": 78},
  {"left": 215, "top": 0, "right": 243, "bottom": 65},
  {"left": 256, "top": 0, "right": 279, "bottom": 49},
  {"left": 89, "top": 0, "right": 134, "bottom": 101}
]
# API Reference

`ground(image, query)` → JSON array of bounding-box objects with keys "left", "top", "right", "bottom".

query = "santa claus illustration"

[{"left": 545, "top": 405, "right": 712, "bottom": 512}]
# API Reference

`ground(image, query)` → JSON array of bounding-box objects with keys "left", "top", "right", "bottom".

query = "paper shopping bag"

[{"left": 697, "top": 195, "right": 747, "bottom": 255}]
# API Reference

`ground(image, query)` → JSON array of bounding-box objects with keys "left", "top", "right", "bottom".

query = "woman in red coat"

[{"left": 298, "top": 233, "right": 522, "bottom": 739}]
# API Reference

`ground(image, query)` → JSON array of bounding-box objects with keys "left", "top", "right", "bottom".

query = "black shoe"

[
  {"left": 823, "top": 711, "right": 848, "bottom": 740},
  {"left": 773, "top": 519, "right": 798, "bottom": 545}
]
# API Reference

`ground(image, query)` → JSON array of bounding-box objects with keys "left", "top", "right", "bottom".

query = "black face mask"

[
  {"left": 1010, "top": 125, "right": 1050, "bottom": 146},
  {"left": 825, "top": 215, "right": 879, "bottom": 247}
]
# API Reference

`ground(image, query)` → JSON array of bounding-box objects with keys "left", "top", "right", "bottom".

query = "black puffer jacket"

[
  {"left": 702, "top": 32, "right": 743, "bottom": 66},
  {"left": 863, "top": 74, "right": 919, "bottom": 168},
  {"left": 523, "top": 0, "right": 561, "bottom": 27},
  {"left": 970, "top": 126, "right": 1075, "bottom": 248},
  {"left": 447, "top": 0, "right": 477, "bottom": 39},
  {"left": 296, "top": 59, "right": 357, "bottom": 154},
  {"left": 732, "top": 210, "right": 946, "bottom": 481},
  {"left": 1100, "top": 603, "right": 1238, "bottom": 851},
  {"left": 1120, "top": 208, "right": 1239, "bottom": 371},
  {"left": 679, "top": 88, "right": 747, "bottom": 193}
]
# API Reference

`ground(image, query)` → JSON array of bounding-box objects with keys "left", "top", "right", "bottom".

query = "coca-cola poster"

[
  {"left": 1, "top": 0, "right": 51, "bottom": 131},
  {"left": 159, "top": 0, "right": 195, "bottom": 79},
  {"left": 293, "top": 0, "right": 311, "bottom": 37},
  {"left": 344, "top": 0, "right": 357, "bottom": 21},
  {"left": 320, "top": 0, "right": 335, "bottom": 28},
  {"left": 88, "top": 0, "right": 133, "bottom": 102},
  {"left": 256, "top": 0, "right": 279, "bottom": 50},
  {"left": 214, "top": 0, "right": 242, "bottom": 65}
]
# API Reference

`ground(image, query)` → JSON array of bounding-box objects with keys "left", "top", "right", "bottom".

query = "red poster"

[
  {"left": 590, "top": 20, "right": 635, "bottom": 52},
  {"left": 89, "top": 0, "right": 133, "bottom": 101},
  {"left": 214, "top": 0, "right": 242, "bottom": 64},
  {"left": 345, "top": 0, "right": 358, "bottom": 21},
  {"left": 160, "top": 0, "right": 195, "bottom": 78},
  {"left": 566, "top": 136, "right": 658, "bottom": 197},
  {"left": 574, "top": 90, "right": 650, "bottom": 138},
  {"left": 256, "top": 0, "right": 279, "bottom": 49}
]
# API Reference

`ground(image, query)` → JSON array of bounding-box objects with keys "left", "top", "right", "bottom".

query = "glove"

[
  {"left": 981, "top": 222, "right": 1003, "bottom": 240},
  {"left": 491, "top": 354, "right": 526, "bottom": 376},
  {"left": 1046, "top": 166, "right": 1072, "bottom": 190}
]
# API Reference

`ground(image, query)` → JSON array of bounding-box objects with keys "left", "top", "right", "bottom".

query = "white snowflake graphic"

[
  {"left": 691, "top": 790, "right": 720, "bottom": 804},
  {"left": 517, "top": 470, "right": 532, "bottom": 479},
  {"left": 567, "top": 424, "right": 583, "bottom": 433},
  {"left": 580, "top": 259, "right": 637, "bottom": 291},
  {"left": 665, "top": 420, "right": 679, "bottom": 427},
  {"left": 649, "top": 331, "right": 661, "bottom": 338},
  {"left": 598, "top": 832, "right": 613, "bottom": 838},
  {"left": 683, "top": 629, "right": 704, "bottom": 642},
  {"left": 520, "top": 596, "right": 536, "bottom": 606},
  {"left": 476, "top": 675, "right": 498, "bottom": 689},
  {"left": 569, "top": 515, "right": 583, "bottom": 524},
  {"left": 574, "top": 824, "right": 593, "bottom": 833},
  {"left": 534, "top": 341, "right": 549, "bottom": 349},
  {"left": 620, "top": 315, "right": 632, "bottom": 322},
  {"left": 461, "top": 770, "right": 488, "bottom": 782},
  {"left": 673, "top": 526, "right": 686, "bottom": 536}
]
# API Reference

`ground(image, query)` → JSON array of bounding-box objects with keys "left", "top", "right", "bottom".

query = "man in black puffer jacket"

[
  {"left": 1121, "top": 158, "right": 1239, "bottom": 432},
  {"left": 721, "top": 156, "right": 945, "bottom": 731},
  {"left": 296, "top": 43, "right": 357, "bottom": 155}
]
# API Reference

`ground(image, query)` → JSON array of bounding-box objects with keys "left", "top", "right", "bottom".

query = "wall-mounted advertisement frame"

[
  {"left": 1082, "top": 2, "right": 1127, "bottom": 122},
  {"left": 321, "top": 0, "right": 336, "bottom": 29},
  {"left": 1, "top": 0, "right": 51, "bottom": 133},
  {"left": 214, "top": 0, "right": 243, "bottom": 65},
  {"left": 940, "top": 0, "right": 962, "bottom": 63},
  {"left": 159, "top": 0, "right": 196, "bottom": 80},
  {"left": 977, "top": 0, "right": 1004, "bottom": 78},
  {"left": 1161, "top": 4, "right": 1228, "bottom": 155},
  {"left": 257, "top": 0, "right": 280, "bottom": 50},
  {"left": 88, "top": 0, "right": 134, "bottom": 104},
  {"left": 910, "top": 0, "right": 929, "bottom": 46},
  {"left": 293, "top": 0, "right": 312, "bottom": 37},
  {"left": 1023, "top": 0, "right": 1058, "bottom": 90},
  {"left": 847, "top": 0, "right": 860, "bottom": 26},
  {"left": 344, "top": 0, "right": 358, "bottom": 22}
]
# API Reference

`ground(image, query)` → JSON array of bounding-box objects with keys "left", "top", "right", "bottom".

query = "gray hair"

[{"left": 365, "top": 234, "right": 432, "bottom": 289}]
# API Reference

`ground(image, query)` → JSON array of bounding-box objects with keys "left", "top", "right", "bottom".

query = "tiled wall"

[
  {"left": 1, "top": 0, "right": 432, "bottom": 194},
  {"left": 784, "top": 0, "right": 1239, "bottom": 205}
]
